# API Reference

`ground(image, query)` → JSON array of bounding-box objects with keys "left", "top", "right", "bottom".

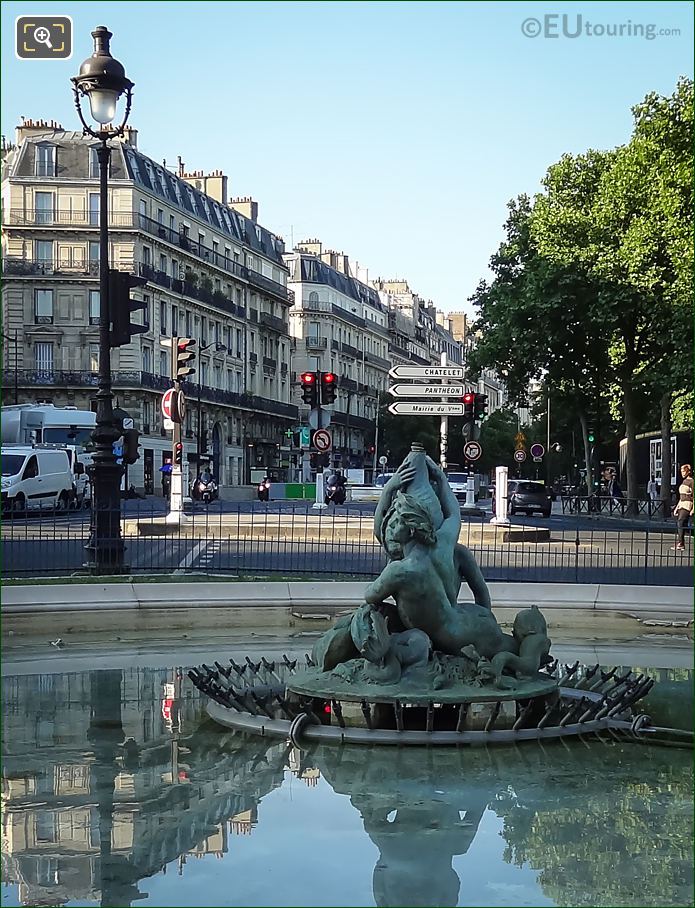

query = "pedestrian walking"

[
  {"left": 647, "top": 475, "right": 659, "bottom": 502},
  {"left": 672, "top": 464, "right": 693, "bottom": 551}
]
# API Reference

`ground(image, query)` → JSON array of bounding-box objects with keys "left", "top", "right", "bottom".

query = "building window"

[
  {"left": 172, "top": 306, "right": 178, "bottom": 335},
  {"left": 34, "top": 342, "right": 54, "bottom": 377},
  {"left": 159, "top": 350, "right": 168, "bottom": 376},
  {"left": 34, "top": 289, "right": 54, "bottom": 324},
  {"left": 89, "top": 344, "right": 99, "bottom": 371},
  {"left": 142, "top": 346, "right": 152, "bottom": 372},
  {"left": 308, "top": 291, "right": 319, "bottom": 303},
  {"left": 201, "top": 361, "right": 208, "bottom": 385},
  {"left": 159, "top": 253, "right": 167, "bottom": 274},
  {"left": 139, "top": 199, "right": 147, "bottom": 227},
  {"left": 89, "top": 146, "right": 100, "bottom": 179},
  {"left": 142, "top": 246, "right": 151, "bottom": 266},
  {"left": 170, "top": 214, "right": 176, "bottom": 233},
  {"left": 157, "top": 208, "right": 164, "bottom": 225},
  {"left": 35, "top": 144, "right": 56, "bottom": 177},
  {"left": 201, "top": 317, "right": 207, "bottom": 346},
  {"left": 236, "top": 328, "right": 242, "bottom": 357},
  {"left": 185, "top": 311, "right": 191, "bottom": 336},
  {"left": 89, "top": 192, "right": 100, "bottom": 226},
  {"left": 159, "top": 301, "right": 167, "bottom": 335},
  {"left": 143, "top": 294, "right": 151, "bottom": 328},
  {"left": 35, "top": 240, "right": 53, "bottom": 269},
  {"left": 35, "top": 191, "right": 54, "bottom": 225},
  {"left": 89, "top": 290, "right": 100, "bottom": 325},
  {"left": 89, "top": 241, "right": 100, "bottom": 268}
]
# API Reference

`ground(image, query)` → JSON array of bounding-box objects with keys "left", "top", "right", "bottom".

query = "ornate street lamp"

[{"left": 72, "top": 27, "right": 133, "bottom": 572}]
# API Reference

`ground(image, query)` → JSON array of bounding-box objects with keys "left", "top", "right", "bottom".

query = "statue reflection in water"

[{"left": 310, "top": 746, "right": 490, "bottom": 908}]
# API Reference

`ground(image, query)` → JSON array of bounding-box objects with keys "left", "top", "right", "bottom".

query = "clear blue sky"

[{"left": 2, "top": 1, "right": 692, "bottom": 313}]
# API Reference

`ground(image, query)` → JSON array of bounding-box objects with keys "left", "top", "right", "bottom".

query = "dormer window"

[
  {"left": 35, "top": 144, "right": 56, "bottom": 177},
  {"left": 89, "top": 147, "right": 100, "bottom": 178}
]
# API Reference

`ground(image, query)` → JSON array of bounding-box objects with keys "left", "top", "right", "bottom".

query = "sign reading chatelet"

[
  {"left": 389, "top": 365, "right": 464, "bottom": 379},
  {"left": 388, "top": 384, "right": 464, "bottom": 397},
  {"left": 388, "top": 402, "right": 464, "bottom": 416}
]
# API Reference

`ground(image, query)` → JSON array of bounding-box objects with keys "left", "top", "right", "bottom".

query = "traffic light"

[
  {"left": 320, "top": 371, "right": 338, "bottom": 405},
  {"left": 109, "top": 269, "right": 148, "bottom": 347},
  {"left": 173, "top": 442, "right": 183, "bottom": 466},
  {"left": 300, "top": 371, "right": 319, "bottom": 407},
  {"left": 588, "top": 429, "right": 595, "bottom": 444},
  {"left": 463, "top": 392, "right": 475, "bottom": 421},
  {"left": 474, "top": 393, "right": 488, "bottom": 420},
  {"left": 310, "top": 452, "right": 330, "bottom": 469},
  {"left": 122, "top": 428, "right": 140, "bottom": 465},
  {"left": 174, "top": 337, "right": 196, "bottom": 382}
]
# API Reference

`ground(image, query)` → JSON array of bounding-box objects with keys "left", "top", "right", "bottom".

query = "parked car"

[
  {"left": 1, "top": 446, "right": 74, "bottom": 513},
  {"left": 446, "top": 472, "right": 468, "bottom": 501},
  {"left": 508, "top": 480, "right": 553, "bottom": 517},
  {"left": 350, "top": 473, "right": 395, "bottom": 503}
]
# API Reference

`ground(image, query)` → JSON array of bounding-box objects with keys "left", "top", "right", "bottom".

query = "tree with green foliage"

[
  {"left": 377, "top": 393, "right": 439, "bottom": 467},
  {"left": 533, "top": 78, "right": 693, "bottom": 502}
]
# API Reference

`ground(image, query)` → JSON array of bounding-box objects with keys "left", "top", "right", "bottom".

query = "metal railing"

[
  {"left": 4, "top": 256, "right": 100, "bottom": 276},
  {"left": 1, "top": 502, "right": 690, "bottom": 584},
  {"left": 0, "top": 369, "right": 298, "bottom": 418},
  {"left": 561, "top": 495, "right": 674, "bottom": 519}
]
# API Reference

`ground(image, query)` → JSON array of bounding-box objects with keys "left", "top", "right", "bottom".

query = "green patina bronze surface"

[{"left": 292, "top": 443, "right": 555, "bottom": 699}]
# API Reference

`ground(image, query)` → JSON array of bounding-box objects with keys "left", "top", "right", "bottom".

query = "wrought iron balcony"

[
  {"left": 364, "top": 351, "right": 391, "bottom": 370},
  {"left": 4, "top": 256, "right": 99, "bottom": 277},
  {"left": 259, "top": 311, "right": 289, "bottom": 334},
  {"left": 262, "top": 356, "right": 277, "bottom": 370},
  {"left": 341, "top": 342, "right": 360, "bottom": 359},
  {"left": 331, "top": 304, "right": 365, "bottom": 329},
  {"left": 305, "top": 335, "right": 328, "bottom": 349},
  {"left": 0, "top": 369, "right": 298, "bottom": 419},
  {"left": 136, "top": 263, "right": 246, "bottom": 320}
]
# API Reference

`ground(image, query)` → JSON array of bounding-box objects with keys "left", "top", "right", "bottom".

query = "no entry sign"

[{"left": 313, "top": 429, "right": 332, "bottom": 452}]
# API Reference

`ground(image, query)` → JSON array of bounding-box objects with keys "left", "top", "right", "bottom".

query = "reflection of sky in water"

[{"left": 1, "top": 639, "right": 692, "bottom": 908}]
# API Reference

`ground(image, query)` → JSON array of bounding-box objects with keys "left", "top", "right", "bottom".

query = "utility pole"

[{"left": 439, "top": 351, "right": 448, "bottom": 471}]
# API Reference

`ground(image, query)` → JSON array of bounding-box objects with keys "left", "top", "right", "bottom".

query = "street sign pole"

[{"left": 440, "top": 352, "right": 448, "bottom": 471}]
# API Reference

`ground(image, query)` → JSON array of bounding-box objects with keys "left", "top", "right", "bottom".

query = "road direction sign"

[
  {"left": 388, "top": 365, "right": 464, "bottom": 380},
  {"left": 530, "top": 443, "right": 545, "bottom": 458},
  {"left": 514, "top": 450, "right": 527, "bottom": 463},
  {"left": 388, "top": 402, "right": 464, "bottom": 416},
  {"left": 463, "top": 440, "right": 482, "bottom": 461},
  {"left": 313, "top": 429, "right": 332, "bottom": 452},
  {"left": 388, "top": 384, "right": 463, "bottom": 397},
  {"left": 309, "top": 408, "right": 331, "bottom": 430}
]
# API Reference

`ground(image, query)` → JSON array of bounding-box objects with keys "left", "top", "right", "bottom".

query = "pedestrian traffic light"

[
  {"left": 173, "top": 442, "right": 183, "bottom": 466},
  {"left": 300, "top": 371, "right": 319, "bottom": 407},
  {"left": 474, "top": 393, "right": 488, "bottom": 420},
  {"left": 463, "top": 392, "right": 475, "bottom": 421},
  {"left": 174, "top": 337, "right": 196, "bottom": 381},
  {"left": 109, "top": 269, "right": 148, "bottom": 347},
  {"left": 320, "top": 371, "right": 338, "bottom": 405},
  {"left": 122, "top": 428, "right": 140, "bottom": 465}
]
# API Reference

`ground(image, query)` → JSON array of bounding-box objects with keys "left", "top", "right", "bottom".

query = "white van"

[{"left": 1, "top": 446, "right": 74, "bottom": 513}]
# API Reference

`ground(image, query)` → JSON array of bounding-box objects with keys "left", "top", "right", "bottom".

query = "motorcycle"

[
  {"left": 257, "top": 478, "right": 271, "bottom": 502},
  {"left": 325, "top": 475, "right": 347, "bottom": 506},
  {"left": 195, "top": 474, "right": 218, "bottom": 505}
]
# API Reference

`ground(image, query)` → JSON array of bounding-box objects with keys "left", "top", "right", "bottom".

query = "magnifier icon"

[{"left": 33, "top": 26, "right": 53, "bottom": 49}]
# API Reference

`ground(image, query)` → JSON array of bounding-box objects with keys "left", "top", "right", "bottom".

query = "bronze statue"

[{"left": 311, "top": 443, "right": 552, "bottom": 693}]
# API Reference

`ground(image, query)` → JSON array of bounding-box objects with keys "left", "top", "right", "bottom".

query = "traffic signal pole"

[
  {"left": 166, "top": 336, "right": 187, "bottom": 526},
  {"left": 439, "top": 353, "right": 448, "bottom": 471}
]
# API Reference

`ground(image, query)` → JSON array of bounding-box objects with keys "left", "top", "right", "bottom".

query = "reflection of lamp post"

[{"left": 72, "top": 26, "right": 133, "bottom": 573}]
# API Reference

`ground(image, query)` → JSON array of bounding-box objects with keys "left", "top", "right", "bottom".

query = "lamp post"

[
  {"left": 196, "top": 341, "right": 225, "bottom": 473},
  {"left": 72, "top": 26, "right": 133, "bottom": 573}
]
